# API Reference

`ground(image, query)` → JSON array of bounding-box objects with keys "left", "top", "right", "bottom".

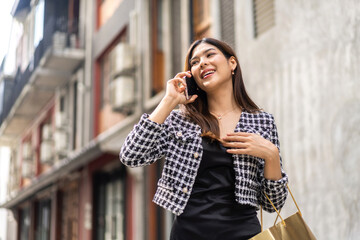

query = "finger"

[
  {"left": 226, "top": 132, "right": 252, "bottom": 137},
  {"left": 174, "top": 77, "right": 187, "bottom": 89},
  {"left": 169, "top": 78, "right": 186, "bottom": 92},
  {"left": 226, "top": 148, "right": 248, "bottom": 155},
  {"left": 185, "top": 94, "right": 198, "bottom": 104},
  {"left": 222, "top": 135, "right": 248, "bottom": 143},
  {"left": 222, "top": 142, "right": 248, "bottom": 149},
  {"left": 174, "top": 71, "right": 192, "bottom": 79}
]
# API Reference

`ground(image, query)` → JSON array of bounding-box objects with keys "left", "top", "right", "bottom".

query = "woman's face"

[{"left": 189, "top": 42, "right": 236, "bottom": 93}]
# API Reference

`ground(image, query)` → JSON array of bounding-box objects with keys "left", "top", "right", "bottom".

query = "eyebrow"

[{"left": 190, "top": 48, "right": 216, "bottom": 62}]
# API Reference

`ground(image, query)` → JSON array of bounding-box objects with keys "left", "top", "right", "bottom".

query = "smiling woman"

[
  {"left": 189, "top": 44, "right": 235, "bottom": 93},
  {"left": 119, "top": 38, "right": 288, "bottom": 240},
  {"left": 183, "top": 38, "right": 260, "bottom": 139}
]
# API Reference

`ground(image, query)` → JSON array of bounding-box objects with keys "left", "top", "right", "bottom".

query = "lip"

[{"left": 200, "top": 69, "right": 216, "bottom": 79}]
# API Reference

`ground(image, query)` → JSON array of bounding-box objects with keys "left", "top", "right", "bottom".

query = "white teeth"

[{"left": 203, "top": 70, "right": 215, "bottom": 78}]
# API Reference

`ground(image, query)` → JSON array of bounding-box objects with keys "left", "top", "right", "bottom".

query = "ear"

[{"left": 229, "top": 56, "right": 237, "bottom": 71}]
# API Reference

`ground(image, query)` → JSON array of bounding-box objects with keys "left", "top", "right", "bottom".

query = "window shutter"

[
  {"left": 220, "top": 0, "right": 235, "bottom": 47},
  {"left": 253, "top": 0, "right": 275, "bottom": 37}
]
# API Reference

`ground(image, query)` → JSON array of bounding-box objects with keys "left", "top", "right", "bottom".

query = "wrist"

[
  {"left": 162, "top": 95, "right": 179, "bottom": 108},
  {"left": 148, "top": 96, "right": 178, "bottom": 124},
  {"left": 264, "top": 145, "right": 280, "bottom": 163},
  {"left": 263, "top": 146, "right": 282, "bottom": 180}
]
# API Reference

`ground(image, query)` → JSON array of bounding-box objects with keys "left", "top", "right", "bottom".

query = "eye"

[
  {"left": 190, "top": 60, "right": 199, "bottom": 66},
  {"left": 207, "top": 52, "right": 215, "bottom": 57}
]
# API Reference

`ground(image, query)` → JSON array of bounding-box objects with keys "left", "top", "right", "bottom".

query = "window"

[
  {"left": 54, "top": 92, "right": 69, "bottom": 159},
  {"left": 72, "top": 81, "right": 78, "bottom": 150},
  {"left": 96, "top": 32, "right": 129, "bottom": 135},
  {"left": 100, "top": 53, "right": 111, "bottom": 108},
  {"left": 99, "top": 33, "right": 127, "bottom": 109},
  {"left": 34, "top": 0, "right": 44, "bottom": 48},
  {"left": 252, "top": 0, "right": 275, "bottom": 37},
  {"left": 35, "top": 199, "right": 51, "bottom": 240},
  {"left": 145, "top": 160, "right": 170, "bottom": 240},
  {"left": 19, "top": 207, "right": 31, "bottom": 240},
  {"left": 192, "top": 0, "right": 212, "bottom": 40},
  {"left": 94, "top": 169, "right": 126, "bottom": 240},
  {"left": 39, "top": 118, "right": 53, "bottom": 166},
  {"left": 150, "top": 0, "right": 165, "bottom": 96},
  {"left": 61, "top": 181, "right": 79, "bottom": 240},
  {"left": 22, "top": 140, "right": 34, "bottom": 179},
  {"left": 68, "top": 0, "right": 80, "bottom": 37}
]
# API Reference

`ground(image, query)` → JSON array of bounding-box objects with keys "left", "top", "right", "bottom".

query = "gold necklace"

[{"left": 210, "top": 107, "right": 237, "bottom": 120}]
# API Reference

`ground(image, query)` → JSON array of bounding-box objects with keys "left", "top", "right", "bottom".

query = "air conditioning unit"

[
  {"left": 54, "top": 130, "right": 68, "bottom": 155},
  {"left": 40, "top": 141, "right": 53, "bottom": 164},
  {"left": 109, "top": 76, "right": 135, "bottom": 111},
  {"left": 111, "top": 43, "right": 134, "bottom": 76},
  {"left": 42, "top": 124, "right": 52, "bottom": 141},
  {"left": 22, "top": 142, "right": 32, "bottom": 160},
  {"left": 55, "top": 111, "right": 68, "bottom": 130},
  {"left": 53, "top": 31, "right": 67, "bottom": 50},
  {"left": 22, "top": 160, "right": 33, "bottom": 178}
]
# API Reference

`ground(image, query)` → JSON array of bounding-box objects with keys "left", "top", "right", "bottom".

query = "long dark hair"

[{"left": 182, "top": 38, "right": 260, "bottom": 137}]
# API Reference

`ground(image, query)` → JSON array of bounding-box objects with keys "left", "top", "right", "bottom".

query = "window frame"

[{"left": 93, "top": 167, "right": 127, "bottom": 240}]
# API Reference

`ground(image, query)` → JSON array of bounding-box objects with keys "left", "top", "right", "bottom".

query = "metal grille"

[
  {"left": 220, "top": 0, "right": 235, "bottom": 48},
  {"left": 253, "top": 0, "right": 275, "bottom": 37}
]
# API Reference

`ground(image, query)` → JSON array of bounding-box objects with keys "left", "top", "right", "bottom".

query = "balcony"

[{"left": 0, "top": 17, "right": 84, "bottom": 146}]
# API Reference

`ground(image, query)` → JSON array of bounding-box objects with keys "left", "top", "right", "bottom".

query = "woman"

[{"left": 120, "top": 38, "right": 288, "bottom": 240}]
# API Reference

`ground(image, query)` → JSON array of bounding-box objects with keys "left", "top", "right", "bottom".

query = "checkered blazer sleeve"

[
  {"left": 119, "top": 113, "right": 169, "bottom": 168},
  {"left": 259, "top": 114, "right": 289, "bottom": 212}
]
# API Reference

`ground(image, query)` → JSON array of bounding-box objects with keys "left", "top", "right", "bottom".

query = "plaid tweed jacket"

[{"left": 119, "top": 110, "right": 288, "bottom": 216}]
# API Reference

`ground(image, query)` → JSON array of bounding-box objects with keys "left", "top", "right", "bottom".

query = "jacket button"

[
  {"left": 177, "top": 132, "right": 182, "bottom": 137},
  {"left": 194, "top": 152, "right": 199, "bottom": 158},
  {"left": 182, "top": 187, "right": 188, "bottom": 193}
]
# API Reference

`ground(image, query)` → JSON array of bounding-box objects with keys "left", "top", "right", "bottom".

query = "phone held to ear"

[{"left": 184, "top": 76, "right": 198, "bottom": 99}]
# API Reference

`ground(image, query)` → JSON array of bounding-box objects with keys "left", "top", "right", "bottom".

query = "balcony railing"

[{"left": 0, "top": 16, "right": 80, "bottom": 130}]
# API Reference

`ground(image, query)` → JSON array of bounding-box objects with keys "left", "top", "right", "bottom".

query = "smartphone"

[{"left": 184, "top": 76, "right": 198, "bottom": 99}]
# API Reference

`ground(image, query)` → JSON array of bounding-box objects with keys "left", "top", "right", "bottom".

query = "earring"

[{"left": 231, "top": 70, "right": 235, "bottom": 75}]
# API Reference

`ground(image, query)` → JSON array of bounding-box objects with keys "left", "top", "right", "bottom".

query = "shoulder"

[
  {"left": 165, "top": 109, "right": 191, "bottom": 125},
  {"left": 165, "top": 109, "right": 200, "bottom": 131},
  {"left": 166, "top": 109, "right": 187, "bottom": 123},
  {"left": 241, "top": 110, "right": 275, "bottom": 128}
]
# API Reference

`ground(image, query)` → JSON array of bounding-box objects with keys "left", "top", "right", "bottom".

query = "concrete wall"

[{"left": 235, "top": 0, "right": 360, "bottom": 239}]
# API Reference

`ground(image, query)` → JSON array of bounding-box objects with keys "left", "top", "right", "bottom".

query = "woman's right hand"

[
  {"left": 164, "top": 71, "right": 198, "bottom": 105},
  {"left": 149, "top": 71, "right": 198, "bottom": 124}
]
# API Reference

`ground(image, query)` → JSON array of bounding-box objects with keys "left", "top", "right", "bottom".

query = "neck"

[{"left": 206, "top": 82, "right": 239, "bottom": 114}]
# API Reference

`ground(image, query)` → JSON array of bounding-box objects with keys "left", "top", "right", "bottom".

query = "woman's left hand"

[{"left": 221, "top": 132, "right": 279, "bottom": 162}]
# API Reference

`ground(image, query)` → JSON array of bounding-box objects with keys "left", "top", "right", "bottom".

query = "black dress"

[{"left": 170, "top": 137, "right": 261, "bottom": 240}]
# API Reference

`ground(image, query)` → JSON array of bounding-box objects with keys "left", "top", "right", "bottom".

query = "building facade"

[{"left": 0, "top": 0, "right": 359, "bottom": 240}]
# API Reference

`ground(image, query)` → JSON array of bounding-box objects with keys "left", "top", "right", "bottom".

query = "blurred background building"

[{"left": 0, "top": 0, "right": 359, "bottom": 239}]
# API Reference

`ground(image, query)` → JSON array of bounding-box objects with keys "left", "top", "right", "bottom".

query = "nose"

[{"left": 199, "top": 57, "right": 208, "bottom": 69}]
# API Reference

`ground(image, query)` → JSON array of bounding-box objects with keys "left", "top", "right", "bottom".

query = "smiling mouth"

[{"left": 201, "top": 70, "right": 215, "bottom": 79}]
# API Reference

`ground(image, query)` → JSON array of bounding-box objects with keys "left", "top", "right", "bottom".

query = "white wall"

[
  {"left": 235, "top": 0, "right": 360, "bottom": 239},
  {"left": 0, "top": 147, "right": 10, "bottom": 240}
]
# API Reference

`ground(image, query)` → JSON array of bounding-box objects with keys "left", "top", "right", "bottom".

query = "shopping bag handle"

[{"left": 261, "top": 184, "right": 302, "bottom": 228}]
